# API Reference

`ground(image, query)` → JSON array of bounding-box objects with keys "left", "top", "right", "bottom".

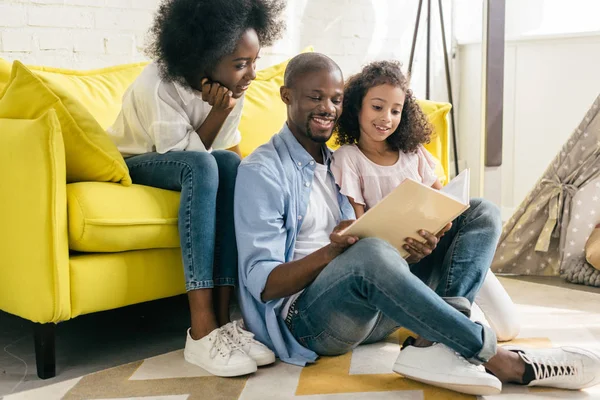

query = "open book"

[{"left": 342, "top": 169, "right": 471, "bottom": 258}]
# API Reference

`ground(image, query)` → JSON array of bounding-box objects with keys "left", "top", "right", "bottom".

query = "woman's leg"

[
  {"left": 126, "top": 151, "right": 220, "bottom": 339},
  {"left": 211, "top": 150, "right": 241, "bottom": 326}
]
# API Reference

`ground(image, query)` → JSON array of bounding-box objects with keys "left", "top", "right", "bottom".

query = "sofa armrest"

[{"left": 0, "top": 111, "right": 71, "bottom": 323}]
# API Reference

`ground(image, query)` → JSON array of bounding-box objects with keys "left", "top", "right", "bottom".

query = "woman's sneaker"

[
  {"left": 503, "top": 345, "right": 600, "bottom": 389},
  {"left": 393, "top": 342, "right": 502, "bottom": 395},
  {"left": 183, "top": 327, "right": 257, "bottom": 377},
  {"left": 223, "top": 321, "right": 276, "bottom": 366}
]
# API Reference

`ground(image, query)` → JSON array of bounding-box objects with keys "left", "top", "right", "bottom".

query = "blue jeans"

[
  {"left": 125, "top": 150, "right": 241, "bottom": 291},
  {"left": 286, "top": 198, "right": 501, "bottom": 365}
]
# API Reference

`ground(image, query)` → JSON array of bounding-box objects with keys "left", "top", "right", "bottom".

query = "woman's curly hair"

[
  {"left": 147, "top": 0, "right": 285, "bottom": 87},
  {"left": 336, "top": 60, "right": 432, "bottom": 153}
]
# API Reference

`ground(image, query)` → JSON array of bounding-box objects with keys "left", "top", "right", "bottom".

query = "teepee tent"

[{"left": 492, "top": 94, "right": 600, "bottom": 279}]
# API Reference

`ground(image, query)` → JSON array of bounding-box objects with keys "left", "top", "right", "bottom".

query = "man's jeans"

[
  {"left": 286, "top": 198, "right": 502, "bottom": 365},
  {"left": 125, "top": 150, "right": 240, "bottom": 291}
]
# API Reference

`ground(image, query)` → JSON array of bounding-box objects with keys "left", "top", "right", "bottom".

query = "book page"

[{"left": 441, "top": 169, "right": 470, "bottom": 204}]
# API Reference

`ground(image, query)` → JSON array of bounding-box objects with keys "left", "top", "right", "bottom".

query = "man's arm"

[
  {"left": 261, "top": 220, "right": 356, "bottom": 301},
  {"left": 235, "top": 163, "right": 357, "bottom": 303}
]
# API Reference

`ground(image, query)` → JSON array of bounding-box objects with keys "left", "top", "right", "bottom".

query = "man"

[{"left": 234, "top": 52, "right": 600, "bottom": 395}]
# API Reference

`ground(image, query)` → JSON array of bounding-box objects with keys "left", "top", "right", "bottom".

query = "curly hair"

[
  {"left": 146, "top": 0, "right": 285, "bottom": 87},
  {"left": 336, "top": 60, "right": 432, "bottom": 153}
]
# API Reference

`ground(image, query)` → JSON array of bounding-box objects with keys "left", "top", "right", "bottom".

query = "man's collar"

[{"left": 280, "top": 123, "right": 332, "bottom": 169}]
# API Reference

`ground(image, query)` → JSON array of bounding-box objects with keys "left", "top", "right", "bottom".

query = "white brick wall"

[
  {"left": 0, "top": 0, "right": 453, "bottom": 101},
  {"left": 0, "top": 0, "right": 160, "bottom": 68}
]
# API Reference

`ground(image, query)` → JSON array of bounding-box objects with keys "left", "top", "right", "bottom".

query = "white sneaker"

[
  {"left": 393, "top": 343, "right": 502, "bottom": 395},
  {"left": 503, "top": 345, "right": 600, "bottom": 390},
  {"left": 223, "top": 320, "right": 276, "bottom": 366},
  {"left": 183, "top": 327, "right": 257, "bottom": 377}
]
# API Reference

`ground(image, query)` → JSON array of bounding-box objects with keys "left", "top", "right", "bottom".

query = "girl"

[
  {"left": 107, "top": 0, "right": 284, "bottom": 377},
  {"left": 331, "top": 60, "right": 520, "bottom": 342}
]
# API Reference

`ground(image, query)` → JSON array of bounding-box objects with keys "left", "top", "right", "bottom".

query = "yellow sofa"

[{"left": 0, "top": 56, "right": 451, "bottom": 379}]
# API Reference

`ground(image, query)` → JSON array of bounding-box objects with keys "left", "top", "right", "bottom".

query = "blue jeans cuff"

[
  {"left": 186, "top": 280, "right": 214, "bottom": 291},
  {"left": 467, "top": 322, "right": 497, "bottom": 365},
  {"left": 214, "top": 278, "right": 236, "bottom": 287}
]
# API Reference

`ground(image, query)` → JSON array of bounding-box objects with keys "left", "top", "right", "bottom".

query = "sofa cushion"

[
  {"left": 0, "top": 61, "right": 131, "bottom": 185},
  {"left": 0, "top": 58, "right": 148, "bottom": 130},
  {"left": 67, "top": 182, "right": 180, "bottom": 252}
]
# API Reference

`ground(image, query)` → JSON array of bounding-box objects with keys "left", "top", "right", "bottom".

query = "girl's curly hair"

[
  {"left": 336, "top": 60, "right": 432, "bottom": 153},
  {"left": 147, "top": 0, "right": 285, "bottom": 88}
]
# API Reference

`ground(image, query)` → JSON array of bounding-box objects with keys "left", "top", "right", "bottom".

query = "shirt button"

[
  {"left": 298, "top": 215, "right": 303, "bottom": 220},
  {"left": 309, "top": 161, "right": 315, "bottom": 165},
  {"left": 304, "top": 182, "right": 310, "bottom": 187},
  {"left": 294, "top": 310, "right": 299, "bottom": 315},
  {"left": 297, "top": 162, "right": 302, "bottom": 166}
]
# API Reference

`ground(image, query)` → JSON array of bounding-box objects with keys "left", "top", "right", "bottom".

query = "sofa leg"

[{"left": 34, "top": 323, "right": 56, "bottom": 379}]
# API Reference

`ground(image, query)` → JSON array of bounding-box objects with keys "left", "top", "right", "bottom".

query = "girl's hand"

[
  {"left": 201, "top": 78, "right": 236, "bottom": 111},
  {"left": 404, "top": 223, "right": 452, "bottom": 264}
]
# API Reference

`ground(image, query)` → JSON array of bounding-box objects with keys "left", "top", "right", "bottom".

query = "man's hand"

[
  {"left": 201, "top": 78, "right": 236, "bottom": 111},
  {"left": 325, "top": 220, "right": 359, "bottom": 262},
  {"left": 404, "top": 223, "right": 452, "bottom": 264}
]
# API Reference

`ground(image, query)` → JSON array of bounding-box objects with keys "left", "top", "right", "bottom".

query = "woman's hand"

[
  {"left": 200, "top": 78, "right": 236, "bottom": 111},
  {"left": 404, "top": 223, "right": 452, "bottom": 264}
]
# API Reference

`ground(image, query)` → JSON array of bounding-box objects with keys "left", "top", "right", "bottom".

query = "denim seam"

[
  {"left": 444, "top": 228, "right": 464, "bottom": 296},
  {"left": 187, "top": 280, "right": 214, "bottom": 290},
  {"left": 296, "top": 269, "right": 484, "bottom": 358},
  {"left": 129, "top": 159, "right": 199, "bottom": 282},
  {"left": 297, "top": 269, "right": 477, "bottom": 353},
  {"left": 363, "top": 312, "right": 399, "bottom": 344},
  {"left": 214, "top": 278, "right": 235, "bottom": 286},
  {"left": 361, "top": 273, "right": 483, "bottom": 359},
  {"left": 294, "top": 273, "right": 374, "bottom": 346}
]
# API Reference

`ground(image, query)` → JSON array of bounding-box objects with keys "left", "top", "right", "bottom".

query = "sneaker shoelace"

[
  {"left": 226, "top": 321, "right": 257, "bottom": 347},
  {"left": 520, "top": 352, "right": 578, "bottom": 383},
  {"left": 208, "top": 328, "right": 242, "bottom": 360}
]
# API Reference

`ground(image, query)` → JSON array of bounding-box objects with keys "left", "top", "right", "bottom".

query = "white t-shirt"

[
  {"left": 107, "top": 63, "right": 243, "bottom": 157},
  {"left": 280, "top": 162, "right": 341, "bottom": 319}
]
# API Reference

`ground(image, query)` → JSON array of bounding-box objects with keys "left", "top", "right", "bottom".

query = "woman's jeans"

[
  {"left": 125, "top": 150, "right": 240, "bottom": 291},
  {"left": 286, "top": 198, "right": 502, "bottom": 365}
]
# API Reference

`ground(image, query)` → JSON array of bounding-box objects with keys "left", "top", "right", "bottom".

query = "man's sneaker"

[
  {"left": 503, "top": 345, "right": 600, "bottom": 390},
  {"left": 223, "top": 321, "right": 276, "bottom": 366},
  {"left": 183, "top": 327, "right": 257, "bottom": 377},
  {"left": 393, "top": 343, "right": 502, "bottom": 395}
]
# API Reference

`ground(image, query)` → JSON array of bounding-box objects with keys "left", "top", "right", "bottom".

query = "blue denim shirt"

[{"left": 234, "top": 124, "right": 355, "bottom": 366}]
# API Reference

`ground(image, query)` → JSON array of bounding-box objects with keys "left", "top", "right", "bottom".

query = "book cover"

[{"left": 342, "top": 169, "right": 471, "bottom": 258}]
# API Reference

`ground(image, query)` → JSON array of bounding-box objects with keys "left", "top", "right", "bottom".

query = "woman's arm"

[{"left": 196, "top": 79, "right": 237, "bottom": 149}]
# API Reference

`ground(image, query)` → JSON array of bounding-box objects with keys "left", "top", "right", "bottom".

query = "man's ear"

[{"left": 280, "top": 86, "right": 292, "bottom": 105}]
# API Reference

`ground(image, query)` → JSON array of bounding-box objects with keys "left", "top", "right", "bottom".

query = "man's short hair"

[{"left": 283, "top": 53, "right": 343, "bottom": 88}]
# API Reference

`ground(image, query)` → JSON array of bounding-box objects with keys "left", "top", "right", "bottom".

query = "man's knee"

[
  {"left": 347, "top": 238, "right": 409, "bottom": 278},
  {"left": 469, "top": 198, "right": 502, "bottom": 237}
]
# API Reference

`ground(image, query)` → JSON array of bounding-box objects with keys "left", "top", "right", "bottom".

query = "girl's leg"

[
  {"left": 126, "top": 151, "right": 220, "bottom": 339},
  {"left": 211, "top": 150, "right": 241, "bottom": 326}
]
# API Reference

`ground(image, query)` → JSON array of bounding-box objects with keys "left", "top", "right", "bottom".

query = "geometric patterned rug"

[
  {"left": 5, "top": 278, "right": 600, "bottom": 400},
  {"left": 3, "top": 330, "right": 595, "bottom": 400}
]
